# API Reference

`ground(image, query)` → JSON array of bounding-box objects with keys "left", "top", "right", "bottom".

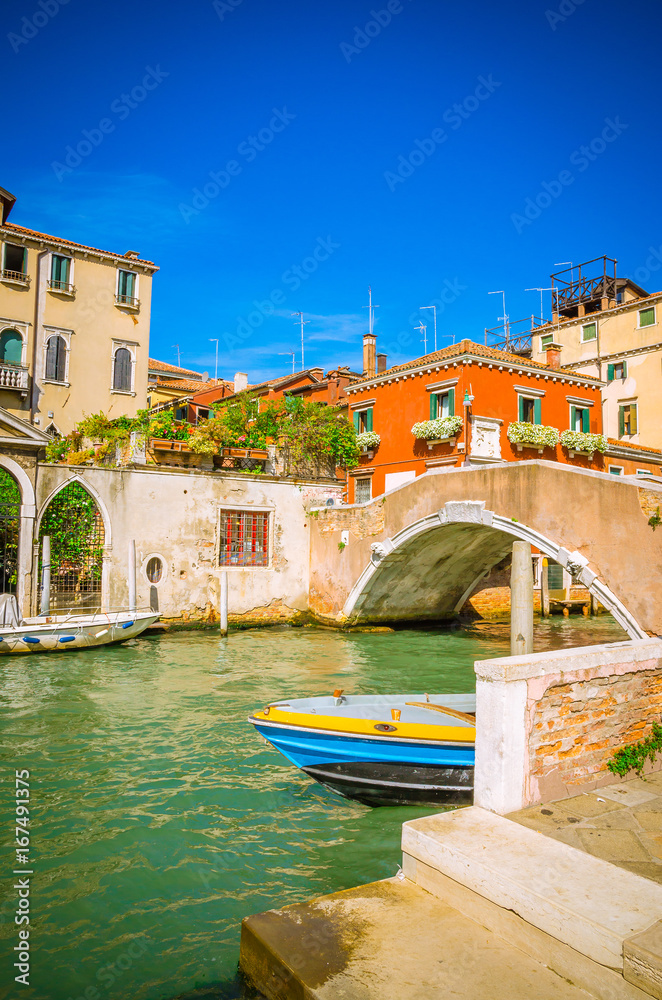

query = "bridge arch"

[{"left": 343, "top": 500, "right": 645, "bottom": 640}]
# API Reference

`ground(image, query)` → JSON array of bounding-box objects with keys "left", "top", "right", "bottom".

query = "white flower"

[
  {"left": 356, "top": 431, "right": 381, "bottom": 449},
  {"left": 559, "top": 430, "right": 607, "bottom": 454},
  {"left": 506, "top": 421, "right": 560, "bottom": 448},
  {"left": 411, "top": 416, "right": 463, "bottom": 440}
]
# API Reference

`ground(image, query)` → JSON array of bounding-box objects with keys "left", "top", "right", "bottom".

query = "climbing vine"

[
  {"left": 607, "top": 723, "right": 662, "bottom": 777},
  {"left": 39, "top": 484, "right": 104, "bottom": 604}
]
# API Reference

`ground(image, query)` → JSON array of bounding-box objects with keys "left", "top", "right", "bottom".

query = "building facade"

[{"left": 0, "top": 187, "right": 158, "bottom": 436}]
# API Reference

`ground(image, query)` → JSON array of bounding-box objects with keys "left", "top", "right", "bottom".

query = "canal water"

[{"left": 0, "top": 616, "right": 626, "bottom": 1000}]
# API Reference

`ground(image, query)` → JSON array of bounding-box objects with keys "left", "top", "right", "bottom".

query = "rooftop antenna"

[
  {"left": 209, "top": 338, "right": 219, "bottom": 381},
  {"left": 525, "top": 287, "right": 553, "bottom": 323},
  {"left": 420, "top": 305, "right": 437, "bottom": 351},
  {"left": 488, "top": 290, "right": 509, "bottom": 347},
  {"left": 291, "top": 312, "right": 310, "bottom": 371},
  {"left": 415, "top": 321, "right": 428, "bottom": 354},
  {"left": 278, "top": 351, "right": 296, "bottom": 374},
  {"left": 172, "top": 344, "right": 181, "bottom": 367},
  {"left": 363, "top": 285, "right": 380, "bottom": 337}
]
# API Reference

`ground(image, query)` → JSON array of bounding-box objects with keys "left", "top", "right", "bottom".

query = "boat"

[
  {"left": 248, "top": 690, "right": 475, "bottom": 807},
  {"left": 0, "top": 596, "right": 160, "bottom": 655}
]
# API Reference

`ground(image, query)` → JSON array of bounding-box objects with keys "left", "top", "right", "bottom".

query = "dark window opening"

[
  {"left": 521, "top": 398, "right": 535, "bottom": 423},
  {"left": 146, "top": 556, "right": 163, "bottom": 584},
  {"left": 3, "top": 244, "right": 26, "bottom": 274}
]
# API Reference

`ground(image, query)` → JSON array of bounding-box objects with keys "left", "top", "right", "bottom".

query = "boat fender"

[
  {"left": 95, "top": 629, "right": 109, "bottom": 638},
  {"left": 121, "top": 621, "right": 135, "bottom": 630},
  {"left": 23, "top": 637, "right": 41, "bottom": 644},
  {"left": 374, "top": 723, "right": 397, "bottom": 733},
  {"left": 391, "top": 709, "right": 401, "bottom": 721},
  {"left": 59, "top": 636, "right": 76, "bottom": 643}
]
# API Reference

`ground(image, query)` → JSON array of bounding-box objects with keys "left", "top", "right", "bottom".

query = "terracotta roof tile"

[
  {"left": 148, "top": 358, "right": 203, "bottom": 378},
  {"left": 1, "top": 222, "right": 158, "bottom": 269},
  {"left": 151, "top": 378, "right": 212, "bottom": 393},
  {"left": 348, "top": 339, "right": 602, "bottom": 386},
  {"left": 607, "top": 438, "right": 662, "bottom": 456}
]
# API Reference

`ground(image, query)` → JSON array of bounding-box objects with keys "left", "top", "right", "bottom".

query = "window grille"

[
  {"left": 38, "top": 483, "right": 104, "bottom": 611},
  {"left": 355, "top": 478, "right": 372, "bottom": 503},
  {"left": 45, "top": 335, "right": 66, "bottom": 382},
  {"left": 219, "top": 510, "right": 269, "bottom": 567},
  {"left": 146, "top": 557, "right": 163, "bottom": 583}
]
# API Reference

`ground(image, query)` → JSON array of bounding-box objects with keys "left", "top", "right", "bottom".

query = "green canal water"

[{"left": 0, "top": 616, "right": 627, "bottom": 1000}]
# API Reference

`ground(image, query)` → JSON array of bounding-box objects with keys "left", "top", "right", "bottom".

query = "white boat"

[{"left": 0, "top": 597, "right": 159, "bottom": 655}]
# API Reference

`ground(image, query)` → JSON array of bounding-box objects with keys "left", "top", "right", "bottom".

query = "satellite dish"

[{"left": 201, "top": 371, "right": 210, "bottom": 381}]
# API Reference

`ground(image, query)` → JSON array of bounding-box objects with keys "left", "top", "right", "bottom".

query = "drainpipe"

[{"left": 30, "top": 249, "right": 49, "bottom": 425}]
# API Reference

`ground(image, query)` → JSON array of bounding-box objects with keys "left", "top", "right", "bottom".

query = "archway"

[
  {"left": 0, "top": 469, "right": 21, "bottom": 594},
  {"left": 38, "top": 482, "right": 105, "bottom": 611}
]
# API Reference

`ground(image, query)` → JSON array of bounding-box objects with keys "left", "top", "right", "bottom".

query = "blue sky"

[{"left": 4, "top": 0, "right": 662, "bottom": 381}]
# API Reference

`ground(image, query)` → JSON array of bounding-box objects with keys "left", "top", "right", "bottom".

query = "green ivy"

[
  {"left": 39, "top": 484, "right": 104, "bottom": 586},
  {"left": 607, "top": 722, "right": 662, "bottom": 777}
]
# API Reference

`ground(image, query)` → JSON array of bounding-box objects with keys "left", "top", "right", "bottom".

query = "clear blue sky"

[{"left": 4, "top": 0, "right": 662, "bottom": 381}]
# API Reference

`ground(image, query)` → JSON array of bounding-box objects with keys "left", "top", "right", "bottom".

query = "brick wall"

[{"left": 314, "top": 501, "right": 385, "bottom": 539}]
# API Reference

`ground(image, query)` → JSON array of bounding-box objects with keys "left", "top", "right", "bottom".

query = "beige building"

[
  {"left": 0, "top": 187, "right": 158, "bottom": 436},
  {"left": 531, "top": 256, "right": 662, "bottom": 461}
]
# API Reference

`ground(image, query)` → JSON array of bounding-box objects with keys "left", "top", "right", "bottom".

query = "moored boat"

[
  {"left": 248, "top": 691, "right": 475, "bottom": 807},
  {"left": 0, "top": 603, "right": 160, "bottom": 655}
]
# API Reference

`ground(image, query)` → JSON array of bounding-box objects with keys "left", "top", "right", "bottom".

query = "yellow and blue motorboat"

[{"left": 248, "top": 691, "right": 475, "bottom": 807}]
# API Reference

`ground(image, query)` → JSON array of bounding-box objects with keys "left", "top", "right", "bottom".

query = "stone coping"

[
  {"left": 475, "top": 637, "right": 662, "bottom": 683},
  {"left": 402, "top": 806, "right": 662, "bottom": 971}
]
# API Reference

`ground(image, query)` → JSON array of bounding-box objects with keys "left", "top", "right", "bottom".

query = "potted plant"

[
  {"left": 411, "top": 415, "right": 463, "bottom": 450},
  {"left": 559, "top": 430, "right": 607, "bottom": 459},
  {"left": 507, "top": 421, "right": 560, "bottom": 454}
]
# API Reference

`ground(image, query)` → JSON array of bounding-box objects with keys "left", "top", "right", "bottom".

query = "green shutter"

[
  {"left": 631, "top": 405, "right": 638, "bottom": 434},
  {"left": 570, "top": 405, "right": 576, "bottom": 430},
  {"left": 607, "top": 364, "right": 614, "bottom": 382},
  {"left": 448, "top": 387, "right": 455, "bottom": 416},
  {"left": 534, "top": 397, "right": 541, "bottom": 425},
  {"left": 618, "top": 406, "right": 625, "bottom": 437},
  {"left": 366, "top": 407, "right": 373, "bottom": 432},
  {"left": 582, "top": 408, "right": 589, "bottom": 432},
  {"left": 429, "top": 393, "right": 437, "bottom": 419},
  {"left": 622, "top": 360, "right": 627, "bottom": 378},
  {"left": 353, "top": 411, "right": 359, "bottom": 432},
  {"left": 518, "top": 396, "right": 524, "bottom": 422}
]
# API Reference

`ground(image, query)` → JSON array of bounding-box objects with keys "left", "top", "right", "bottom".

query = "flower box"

[
  {"left": 411, "top": 416, "right": 463, "bottom": 444},
  {"left": 506, "top": 422, "right": 560, "bottom": 452},
  {"left": 424, "top": 436, "right": 457, "bottom": 451},
  {"left": 150, "top": 438, "right": 190, "bottom": 452},
  {"left": 559, "top": 430, "right": 607, "bottom": 459},
  {"left": 356, "top": 431, "right": 381, "bottom": 452}
]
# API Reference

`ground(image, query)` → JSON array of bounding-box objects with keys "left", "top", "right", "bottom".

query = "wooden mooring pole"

[
  {"left": 511, "top": 541, "right": 533, "bottom": 656},
  {"left": 540, "top": 557, "right": 550, "bottom": 618},
  {"left": 220, "top": 570, "right": 228, "bottom": 637}
]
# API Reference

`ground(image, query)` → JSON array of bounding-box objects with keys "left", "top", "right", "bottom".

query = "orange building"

[{"left": 345, "top": 338, "right": 661, "bottom": 503}]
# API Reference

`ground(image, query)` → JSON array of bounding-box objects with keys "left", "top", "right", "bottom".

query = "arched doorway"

[
  {"left": 38, "top": 482, "right": 105, "bottom": 611},
  {"left": 0, "top": 469, "right": 20, "bottom": 594}
]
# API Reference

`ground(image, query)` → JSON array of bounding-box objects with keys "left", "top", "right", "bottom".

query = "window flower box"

[
  {"left": 356, "top": 431, "right": 380, "bottom": 457},
  {"left": 507, "top": 421, "right": 560, "bottom": 453},
  {"left": 559, "top": 430, "right": 607, "bottom": 459},
  {"left": 411, "top": 416, "right": 463, "bottom": 449}
]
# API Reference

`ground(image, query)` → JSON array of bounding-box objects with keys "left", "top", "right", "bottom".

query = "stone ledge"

[
  {"left": 475, "top": 638, "right": 662, "bottom": 684},
  {"left": 624, "top": 919, "right": 662, "bottom": 998},
  {"left": 402, "top": 807, "right": 662, "bottom": 971}
]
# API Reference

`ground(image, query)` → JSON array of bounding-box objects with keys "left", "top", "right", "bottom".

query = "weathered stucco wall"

[
  {"left": 474, "top": 639, "right": 662, "bottom": 814},
  {"left": 308, "top": 461, "right": 662, "bottom": 636},
  {"left": 35, "top": 464, "right": 341, "bottom": 625}
]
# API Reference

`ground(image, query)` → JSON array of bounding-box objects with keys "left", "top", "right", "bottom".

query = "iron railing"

[
  {"left": 484, "top": 316, "right": 545, "bottom": 356},
  {"left": 48, "top": 279, "right": 75, "bottom": 294},
  {"left": 115, "top": 293, "right": 139, "bottom": 308},
  {"left": 1, "top": 269, "right": 30, "bottom": 285}
]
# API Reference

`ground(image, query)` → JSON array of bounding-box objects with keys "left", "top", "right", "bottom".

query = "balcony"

[
  {"left": 0, "top": 363, "right": 29, "bottom": 395},
  {"left": 47, "top": 279, "right": 75, "bottom": 297},
  {"left": 1, "top": 269, "right": 30, "bottom": 287},
  {"left": 115, "top": 293, "right": 140, "bottom": 311}
]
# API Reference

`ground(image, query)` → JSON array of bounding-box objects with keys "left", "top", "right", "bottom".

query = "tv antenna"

[
  {"left": 291, "top": 312, "right": 310, "bottom": 371},
  {"left": 420, "top": 305, "right": 437, "bottom": 351},
  {"left": 525, "top": 287, "right": 553, "bottom": 323},
  {"left": 363, "top": 285, "right": 380, "bottom": 336},
  {"left": 172, "top": 344, "right": 181, "bottom": 367},
  {"left": 488, "top": 290, "right": 509, "bottom": 344},
  {"left": 415, "top": 321, "right": 428, "bottom": 354},
  {"left": 278, "top": 351, "right": 296, "bottom": 374}
]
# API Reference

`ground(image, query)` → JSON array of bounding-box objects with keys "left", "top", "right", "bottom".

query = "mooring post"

[
  {"left": 511, "top": 541, "right": 533, "bottom": 656},
  {"left": 39, "top": 535, "right": 51, "bottom": 616},
  {"left": 220, "top": 570, "right": 228, "bottom": 636},
  {"left": 540, "top": 556, "right": 550, "bottom": 618},
  {"left": 128, "top": 540, "right": 136, "bottom": 611}
]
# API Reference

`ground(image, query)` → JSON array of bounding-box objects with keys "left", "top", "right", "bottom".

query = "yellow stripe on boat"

[{"left": 250, "top": 707, "right": 475, "bottom": 743}]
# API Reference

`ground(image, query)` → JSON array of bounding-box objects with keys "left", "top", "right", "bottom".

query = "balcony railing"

[
  {"left": 1, "top": 269, "right": 30, "bottom": 286},
  {"left": 48, "top": 279, "right": 75, "bottom": 295},
  {"left": 0, "top": 363, "right": 29, "bottom": 392},
  {"left": 115, "top": 293, "right": 139, "bottom": 309}
]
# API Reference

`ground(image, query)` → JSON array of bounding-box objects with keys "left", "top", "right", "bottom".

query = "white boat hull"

[{"left": 0, "top": 611, "right": 160, "bottom": 655}]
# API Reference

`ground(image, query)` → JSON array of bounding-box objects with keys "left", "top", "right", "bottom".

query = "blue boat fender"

[
  {"left": 23, "top": 636, "right": 41, "bottom": 644},
  {"left": 121, "top": 621, "right": 135, "bottom": 630},
  {"left": 58, "top": 635, "right": 77, "bottom": 643}
]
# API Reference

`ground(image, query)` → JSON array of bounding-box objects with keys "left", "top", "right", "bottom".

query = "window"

[
  {"left": 547, "top": 561, "right": 565, "bottom": 590},
  {"left": 355, "top": 478, "right": 372, "bottom": 503},
  {"left": 45, "top": 335, "right": 67, "bottom": 382},
  {"left": 2, "top": 243, "right": 26, "bottom": 276},
  {"left": 582, "top": 322, "right": 597, "bottom": 342},
  {"left": 113, "top": 347, "right": 132, "bottom": 392},
  {"left": 146, "top": 557, "right": 163, "bottom": 584},
  {"left": 618, "top": 402, "right": 638, "bottom": 437},
  {"left": 50, "top": 254, "right": 72, "bottom": 291},
  {"left": 353, "top": 407, "right": 373, "bottom": 433},
  {"left": 636, "top": 469, "right": 651, "bottom": 476},
  {"left": 0, "top": 328, "right": 22, "bottom": 366},
  {"left": 175, "top": 406, "right": 187, "bottom": 421},
  {"left": 607, "top": 361, "right": 627, "bottom": 381},
  {"left": 219, "top": 510, "right": 269, "bottom": 567},
  {"left": 117, "top": 269, "right": 137, "bottom": 305},
  {"left": 429, "top": 388, "right": 455, "bottom": 419},
  {"left": 570, "top": 405, "right": 589, "bottom": 432},
  {"left": 639, "top": 306, "right": 656, "bottom": 328},
  {"left": 609, "top": 466, "right": 624, "bottom": 476},
  {"left": 540, "top": 334, "right": 554, "bottom": 350},
  {"left": 196, "top": 408, "right": 210, "bottom": 422},
  {"left": 518, "top": 395, "right": 540, "bottom": 424}
]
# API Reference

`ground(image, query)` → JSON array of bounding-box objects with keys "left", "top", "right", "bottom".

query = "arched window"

[
  {"left": 45, "top": 336, "right": 66, "bottom": 382},
  {"left": 39, "top": 482, "right": 105, "bottom": 611},
  {"left": 0, "top": 328, "right": 22, "bottom": 366},
  {"left": 113, "top": 348, "right": 132, "bottom": 391}
]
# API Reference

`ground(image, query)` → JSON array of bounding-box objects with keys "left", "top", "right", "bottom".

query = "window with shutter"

[
  {"left": 582, "top": 322, "right": 597, "bottom": 342},
  {"left": 533, "top": 397, "right": 541, "bottom": 425},
  {"left": 45, "top": 336, "right": 66, "bottom": 382},
  {"left": 366, "top": 407, "right": 373, "bottom": 432},
  {"left": 429, "top": 393, "right": 437, "bottom": 420},
  {"left": 607, "top": 364, "right": 614, "bottom": 382},
  {"left": 581, "top": 407, "right": 589, "bottom": 432},
  {"left": 0, "top": 328, "right": 22, "bottom": 366},
  {"left": 113, "top": 348, "right": 132, "bottom": 391},
  {"left": 639, "top": 306, "right": 655, "bottom": 328},
  {"left": 50, "top": 255, "right": 71, "bottom": 290}
]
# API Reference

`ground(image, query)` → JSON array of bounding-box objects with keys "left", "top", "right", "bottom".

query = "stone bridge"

[{"left": 309, "top": 461, "right": 662, "bottom": 638}]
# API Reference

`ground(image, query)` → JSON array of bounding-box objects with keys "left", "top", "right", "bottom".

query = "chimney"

[
  {"left": 363, "top": 334, "right": 377, "bottom": 378},
  {"left": 234, "top": 372, "right": 248, "bottom": 392},
  {"left": 545, "top": 342, "right": 562, "bottom": 370},
  {"left": 377, "top": 353, "right": 387, "bottom": 374},
  {"left": 309, "top": 367, "right": 324, "bottom": 380}
]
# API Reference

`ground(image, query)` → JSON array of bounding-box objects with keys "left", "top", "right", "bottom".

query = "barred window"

[{"left": 219, "top": 510, "right": 269, "bottom": 567}]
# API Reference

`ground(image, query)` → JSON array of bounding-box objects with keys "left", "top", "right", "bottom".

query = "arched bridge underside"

[{"left": 308, "top": 462, "right": 662, "bottom": 638}]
